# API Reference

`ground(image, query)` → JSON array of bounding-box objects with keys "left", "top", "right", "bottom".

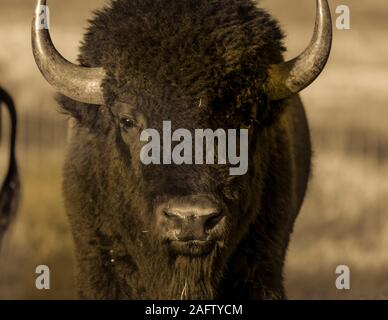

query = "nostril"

[{"left": 204, "top": 211, "right": 223, "bottom": 231}]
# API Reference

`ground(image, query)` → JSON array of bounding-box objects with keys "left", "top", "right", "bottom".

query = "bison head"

[{"left": 32, "top": 0, "right": 331, "bottom": 299}]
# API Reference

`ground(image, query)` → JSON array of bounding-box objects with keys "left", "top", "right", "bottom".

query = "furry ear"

[
  {"left": 56, "top": 93, "right": 100, "bottom": 126},
  {"left": 55, "top": 94, "right": 115, "bottom": 136}
]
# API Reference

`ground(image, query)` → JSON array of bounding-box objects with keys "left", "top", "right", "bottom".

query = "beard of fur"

[
  {"left": 164, "top": 254, "right": 217, "bottom": 300},
  {"left": 119, "top": 234, "right": 223, "bottom": 300}
]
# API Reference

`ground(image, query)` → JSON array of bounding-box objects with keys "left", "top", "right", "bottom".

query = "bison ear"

[{"left": 56, "top": 93, "right": 100, "bottom": 125}]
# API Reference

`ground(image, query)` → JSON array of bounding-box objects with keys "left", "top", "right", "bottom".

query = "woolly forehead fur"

[{"left": 71, "top": 0, "right": 285, "bottom": 127}]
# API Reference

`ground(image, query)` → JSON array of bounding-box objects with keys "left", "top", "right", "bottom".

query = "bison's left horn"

[
  {"left": 32, "top": 0, "right": 105, "bottom": 105},
  {"left": 264, "top": 0, "right": 332, "bottom": 101}
]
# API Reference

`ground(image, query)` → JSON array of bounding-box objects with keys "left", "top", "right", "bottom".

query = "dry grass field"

[{"left": 0, "top": 0, "right": 387, "bottom": 299}]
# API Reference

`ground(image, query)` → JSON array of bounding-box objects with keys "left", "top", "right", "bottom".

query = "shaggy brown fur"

[{"left": 58, "top": 0, "right": 311, "bottom": 299}]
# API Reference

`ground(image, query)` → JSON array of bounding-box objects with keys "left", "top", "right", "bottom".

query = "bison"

[
  {"left": 32, "top": 0, "right": 332, "bottom": 299},
  {"left": 0, "top": 86, "right": 19, "bottom": 247}
]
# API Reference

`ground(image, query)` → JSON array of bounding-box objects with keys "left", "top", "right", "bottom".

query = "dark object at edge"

[{"left": 0, "top": 86, "right": 20, "bottom": 247}]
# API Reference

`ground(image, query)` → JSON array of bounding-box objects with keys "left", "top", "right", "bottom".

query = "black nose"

[{"left": 160, "top": 196, "right": 224, "bottom": 241}]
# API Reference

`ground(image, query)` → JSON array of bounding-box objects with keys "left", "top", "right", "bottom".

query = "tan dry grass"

[
  {"left": 286, "top": 151, "right": 388, "bottom": 299},
  {"left": 0, "top": 151, "right": 75, "bottom": 299}
]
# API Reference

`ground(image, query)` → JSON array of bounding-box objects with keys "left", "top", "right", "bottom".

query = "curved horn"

[
  {"left": 32, "top": 0, "right": 105, "bottom": 105},
  {"left": 264, "top": 0, "right": 332, "bottom": 101}
]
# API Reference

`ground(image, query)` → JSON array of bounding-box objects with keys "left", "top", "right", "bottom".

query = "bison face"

[
  {"left": 104, "top": 84, "right": 266, "bottom": 258},
  {"left": 58, "top": 78, "right": 267, "bottom": 291}
]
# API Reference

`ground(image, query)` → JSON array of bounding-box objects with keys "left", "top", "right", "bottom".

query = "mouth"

[{"left": 168, "top": 239, "right": 216, "bottom": 257}]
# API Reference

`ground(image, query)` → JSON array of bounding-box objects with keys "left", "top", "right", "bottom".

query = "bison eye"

[
  {"left": 242, "top": 118, "right": 260, "bottom": 129},
  {"left": 120, "top": 116, "right": 136, "bottom": 129}
]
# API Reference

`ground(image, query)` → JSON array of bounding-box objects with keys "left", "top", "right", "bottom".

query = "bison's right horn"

[
  {"left": 264, "top": 0, "right": 332, "bottom": 101},
  {"left": 32, "top": 0, "right": 105, "bottom": 105}
]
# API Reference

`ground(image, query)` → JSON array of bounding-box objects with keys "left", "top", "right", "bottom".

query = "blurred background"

[{"left": 0, "top": 0, "right": 387, "bottom": 299}]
